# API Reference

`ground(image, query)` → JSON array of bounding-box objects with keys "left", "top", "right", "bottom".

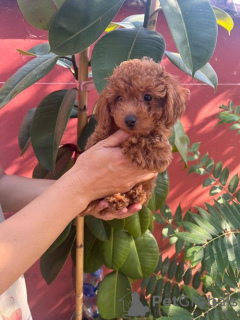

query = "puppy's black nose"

[{"left": 125, "top": 115, "right": 137, "bottom": 128}]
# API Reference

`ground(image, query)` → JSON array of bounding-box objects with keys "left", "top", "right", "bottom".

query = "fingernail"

[
  {"left": 118, "top": 208, "right": 128, "bottom": 215},
  {"left": 99, "top": 202, "right": 109, "bottom": 210}
]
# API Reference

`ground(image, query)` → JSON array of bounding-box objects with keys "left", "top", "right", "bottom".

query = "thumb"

[{"left": 101, "top": 130, "right": 129, "bottom": 147}]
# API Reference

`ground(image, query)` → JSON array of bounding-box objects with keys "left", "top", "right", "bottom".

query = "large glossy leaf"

[
  {"left": 78, "top": 115, "right": 97, "bottom": 151},
  {"left": 106, "top": 14, "right": 144, "bottom": 32},
  {"left": 49, "top": 0, "right": 125, "bottom": 55},
  {"left": 148, "top": 172, "right": 169, "bottom": 211},
  {"left": 92, "top": 28, "right": 166, "bottom": 93},
  {"left": 31, "top": 89, "right": 76, "bottom": 171},
  {"left": 0, "top": 54, "right": 58, "bottom": 109},
  {"left": 85, "top": 216, "right": 111, "bottom": 242},
  {"left": 84, "top": 225, "right": 104, "bottom": 273},
  {"left": 161, "top": 0, "right": 217, "bottom": 74},
  {"left": 32, "top": 145, "right": 74, "bottom": 179},
  {"left": 124, "top": 206, "right": 151, "bottom": 238},
  {"left": 40, "top": 227, "right": 75, "bottom": 284},
  {"left": 18, "top": 108, "right": 36, "bottom": 155},
  {"left": 165, "top": 51, "right": 218, "bottom": 90},
  {"left": 18, "top": 43, "right": 73, "bottom": 70},
  {"left": 17, "top": 0, "right": 65, "bottom": 30},
  {"left": 101, "top": 229, "right": 132, "bottom": 270},
  {"left": 97, "top": 271, "right": 132, "bottom": 319},
  {"left": 120, "top": 231, "right": 159, "bottom": 279},
  {"left": 172, "top": 120, "right": 189, "bottom": 165},
  {"left": 213, "top": 6, "right": 234, "bottom": 35}
]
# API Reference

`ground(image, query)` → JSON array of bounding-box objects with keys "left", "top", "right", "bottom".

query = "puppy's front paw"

[
  {"left": 105, "top": 193, "right": 130, "bottom": 211},
  {"left": 126, "top": 185, "right": 147, "bottom": 204}
]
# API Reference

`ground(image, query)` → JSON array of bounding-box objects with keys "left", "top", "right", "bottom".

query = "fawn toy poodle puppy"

[{"left": 85, "top": 57, "right": 189, "bottom": 214}]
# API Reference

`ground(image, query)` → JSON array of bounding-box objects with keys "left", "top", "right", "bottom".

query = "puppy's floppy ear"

[
  {"left": 162, "top": 73, "right": 190, "bottom": 127},
  {"left": 95, "top": 88, "right": 114, "bottom": 133}
]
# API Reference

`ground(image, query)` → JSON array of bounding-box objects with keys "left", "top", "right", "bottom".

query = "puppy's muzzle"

[{"left": 125, "top": 115, "right": 137, "bottom": 129}]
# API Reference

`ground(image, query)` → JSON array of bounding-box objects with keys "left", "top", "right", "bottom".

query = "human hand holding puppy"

[{"left": 66, "top": 129, "right": 157, "bottom": 219}]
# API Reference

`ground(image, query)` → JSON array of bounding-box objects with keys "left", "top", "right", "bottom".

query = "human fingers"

[{"left": 99, "top": 130, "right": 129, "bottom": 148}]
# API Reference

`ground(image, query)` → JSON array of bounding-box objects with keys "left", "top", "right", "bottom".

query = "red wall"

[{"left": 0, "top": 2, "right": 240, "bottom": 319}]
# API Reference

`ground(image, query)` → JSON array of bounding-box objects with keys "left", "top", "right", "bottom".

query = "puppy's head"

[{"left": 95, "top": 58, "right": 189, "bottom": 135}]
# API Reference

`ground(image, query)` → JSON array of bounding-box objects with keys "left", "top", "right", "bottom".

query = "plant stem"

[
  {"left": 75, "top": 48, "right": 89, "bottom": 320},
  {"left": 143, "top": 0, "right": 160, "bottom": 30},
  {"left": 143, "top": 0, "right": 151, "bottom": 28},
  {"left": 72, "top": 55, "right": 79, "bottom": 80}
]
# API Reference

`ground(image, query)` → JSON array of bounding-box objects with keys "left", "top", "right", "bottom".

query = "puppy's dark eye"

[
  {"left": 116, "top": 95, "right": 123, "bottom": 101},
  {"left": 144, "top": 94, "right": 152, "bottom": 102}
]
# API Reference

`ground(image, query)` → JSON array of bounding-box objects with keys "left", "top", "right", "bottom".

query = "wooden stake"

[
  {"left": 148, "top": 0, "right": 160, "bottom": 31},
  {"left": 75, "top": 48, "right": 89, "bottom": 320}
]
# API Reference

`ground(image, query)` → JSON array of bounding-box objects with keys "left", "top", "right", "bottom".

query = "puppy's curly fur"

[{"left": 85, "top": 58, "right": 189, "bottom": 214}]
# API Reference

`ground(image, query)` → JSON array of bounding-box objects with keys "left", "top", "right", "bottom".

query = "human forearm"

[
  {"left": 0, "top": 173, "right": 87, "bottom": 294},
  {"left": 0, "top": 172, "right": 54, "bottom": 213}
]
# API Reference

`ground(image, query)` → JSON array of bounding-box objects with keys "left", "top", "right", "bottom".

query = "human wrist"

[{"left": 57, "top": 169, "right": 91, "bottom": 212}]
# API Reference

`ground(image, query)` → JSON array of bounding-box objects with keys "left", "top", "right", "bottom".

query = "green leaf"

[
  {"left": 18, "top": 108, "right": 35, "bottom": 155},
  {"left": 101, "top": 229, "right": 131, "bottom": 270},
  {"left": 155, "top": 254, "right": 162, "bottom": 274},
  {"left": 120, "top": 231, "right": 159, "bottom": 279},
  {"left": 175, "top": 238, "right": 184, "bottom": 254},
  {"left": 78, "top": 115, "right": 97, "bottom": 151},
  {"left": 230, "top": 123, "right": 240, "bottom": 131},
  {"left": 205, "top": 158, "right": 214, "bottom": 173},
  {"left": 161, "top": 0, "right": 217, "bottom": 75},
  {"left": 40, "top": 227, "right": 75, "bottom": 284},
  {"left": 31, "top": 89, "right": 77, "bottom": 171},
  {"left": 17, "top": 0, "right": 65, "bottom": 30},
  {"left": 0, "top": 55, "right": 58, "bottom": 109},
  {"left": 185, "top": 246, "right": 204, "bottom": 267},
  {"left": 183, "top": 286, "right": 208, "bottom": 310},
  {"left": 214, "top": 239, "right": 228, "bottom": 278},
  {"left": 172, "top": 120, "right": 189, "bottom": 164},
  {"left": 180, "top": 222, "right": 212, "bottom": 241},
  {"left": 174, "top": 232, "right": 205, "bottom": 244},
  {"left": 92, "top": 28, "right": 166, "bottom": 93},
  {"left": 192, "top": 271, "right": 201, "bottom": 290},
  {"left": 213, "top": 161, "right": 222, "bottom": 178},
  {"left": 228, "top": 174, "right": 239, "bottom": 194},
  {"left": 125, "top": 206, "right": 151, "bottom": 237},
  {"left": 188, "top": 165, "right": 205, "bottom": 175},
  {"left": 200, "top": 153, "right": 209, "bottom": 166},
  {"left": 165, "top": 51, "right": 218, "bottom": 89},
  {"left": 201, "top": 274, "right": 213, "bottom": 288},
  {"left": 168, "top": 259, "right": 177, "bottom": 280},
  {"left": 183, "top": 268, "right": 192, "bottom": 285},
  {"left": 219, "top": 167, "right": 229, "bottom": 186},
  {"left": 154, "top": 171, "right": 169, "bottom": 210},
  {"left": 161, "top": 305, "right": 192, "bottom": 318},
  {"left": 49, "top": 0, "right": 125, "bottom": 55},
  {"left": 106, "top": 14, "right": 144, "bottom": 32},
  {"left": 97, "top": 271, "right": 132, "bottom": 319},
  {"left": 161, "top": 257, "right": 169, "bottom": 277},
  {"left": 175, "top": 205, "right": 182, "bottom": 223},
  {"left": 203, "top": 178, "right": 215, "bottom": 188},
  {"left": 213, "top": 6, "right": 234, "bottom": 35},
  {"left": 32, "top": 145, "right": 74, "bottom": 179},
  {"left": 175, "top": 260, "right": 184, "bottom": 282},
  {"left": 85, "top": 216, "right": 111, "bottom": 242},
  {"left": 146, "top": 275, "right": 157, "bottom": 295},
  {"left": 209, "top": 185, "right": 223, "bottom": 196},
  {"left": 237, "top": 189, "right": 240, "bottom": 202},
  {"left": 190, "top": 212, "right": 218, "bottom": 236},
  {"left": 84, "top": 225, "right": 104, "bottom": 273},
  {"left": 162, "top": 281, "right": 171, "bottom": 300}
]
